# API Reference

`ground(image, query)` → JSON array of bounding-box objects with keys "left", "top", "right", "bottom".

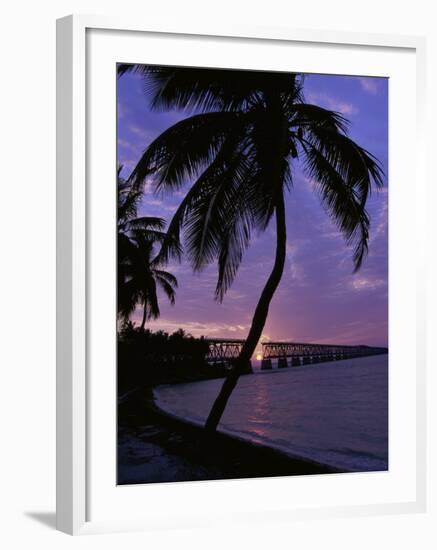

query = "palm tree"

[
  {"left": 117, "top": 169, "right": 178, "bottom": 329},
  {"left": 119, "top": 66, "right": 384, "bottom": 432}
]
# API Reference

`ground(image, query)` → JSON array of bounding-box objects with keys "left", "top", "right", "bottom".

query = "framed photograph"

[{"left": 56, "top": 15, "right": 427, "bottom": 535}]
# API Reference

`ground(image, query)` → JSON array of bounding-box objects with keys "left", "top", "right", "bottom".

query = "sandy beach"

[{"left": 117, "top": 388, "right": 338, "bottom": 485}]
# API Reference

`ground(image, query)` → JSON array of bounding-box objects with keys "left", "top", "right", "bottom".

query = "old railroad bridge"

[{"left": 206, "top": 338, "right": 387, "bottom": 371}]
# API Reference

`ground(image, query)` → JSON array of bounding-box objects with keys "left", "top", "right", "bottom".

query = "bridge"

[
  {"left": 206, "top": 339, "right": 245, "bottom": 361},
  {"left": 205, "top": 339, "right": 387, "bottom": 371},
  {"left": 205, "top": 339, "right": 250, "bottom": 372},
  {"left": 261, "top": 341, "right": 387, "bottom": 369}
]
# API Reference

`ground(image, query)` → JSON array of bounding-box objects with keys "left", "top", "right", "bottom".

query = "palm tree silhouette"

[
  {"left": 119, "top": 66, "right": 384, "bottom": 432},
  {"left": 118, "top": 170, "right": 178, "bottom": 329}
]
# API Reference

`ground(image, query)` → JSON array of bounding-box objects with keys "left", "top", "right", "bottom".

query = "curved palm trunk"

[
  {"left": 205, "top": 193, "right": 287, "bottom": 433},
  {"left": 140, "top": 306, "right": 147, "bottom": 330}
]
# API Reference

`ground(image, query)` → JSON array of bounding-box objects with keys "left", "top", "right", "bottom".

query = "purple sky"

[{"left": 117, "top": 70, "right": 388, "bottom": 353}]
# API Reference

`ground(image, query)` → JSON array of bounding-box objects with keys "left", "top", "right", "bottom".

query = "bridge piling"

[{"left": 242, "top": 359, "right": 253, "bottom": 374}]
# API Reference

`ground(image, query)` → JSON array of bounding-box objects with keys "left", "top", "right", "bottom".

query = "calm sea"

[{"left": 154, "top": 355, "right": 388, "bottom": 472}]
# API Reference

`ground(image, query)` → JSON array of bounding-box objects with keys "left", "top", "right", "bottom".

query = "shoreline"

[{"left": 118, "top": 387, "right": 342, "bottom": 485}]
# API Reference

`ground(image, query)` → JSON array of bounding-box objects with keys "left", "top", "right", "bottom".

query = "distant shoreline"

[{"left": 117, "top": 387, "right": 341, "bottom": 485}]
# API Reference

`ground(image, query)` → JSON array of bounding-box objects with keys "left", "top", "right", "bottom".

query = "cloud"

[
  {"left": 128, "top": 124, "right": 154, "bottom": 142},
  {"left": 307, "top": 92, "right": 359, "bottom": 116},
  {"left": 137, "top": 317, "right": 250, "bottom": 339},
  {"left": 350, "top": 277, "right": 386, "bottom": 292},
  {"left": 117, "top": 138, "right": 131, "bottom": 148},
  {"left": 140, "top": 198, "right": 177, "bottom": 214},
  {"left": 117, "top": 101, "right": 129, "bottom": 120},
  {"left": 226, "top": 290, "right": 247, "bottom": 300},
  {"left": 358, "top": 77, "right": 380, "bottom": 95}
]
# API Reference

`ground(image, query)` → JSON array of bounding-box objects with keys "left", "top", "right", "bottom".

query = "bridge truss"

[
  {"left": 206, "top": 339, "right": 245, "bottom": 362},
  {"left": 262, "top": 341, "right": 387, "bottom": 360},
  {"left": 205, "top": 339, "right": 387, "bottom": 371}
]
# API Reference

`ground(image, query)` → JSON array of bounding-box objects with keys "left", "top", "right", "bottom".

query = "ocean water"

[{"left": 154, "top": 355, "right": 388, "bottom": 472}]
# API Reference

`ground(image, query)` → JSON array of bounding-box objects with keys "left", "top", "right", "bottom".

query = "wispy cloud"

[
  {"left": 128, "top": 124, "right": 154, "bottom": 142},
  {"left": 137, "top": 317, "right": 250, "bottom": 339},
  {"left": 117, "top": 101, "right": 129, "bottom": 120},
  {"left": 307, "top": 92, "right": 358, "bottom": 116},
  {"left": 350, "top": 277, "right": 386, "bottom": 292},
  {"left": 358, "top": 77, "right": 380, "bottom": 95},
  {"left": 140, "top": 197, "right": 177, "bottom": 214}
]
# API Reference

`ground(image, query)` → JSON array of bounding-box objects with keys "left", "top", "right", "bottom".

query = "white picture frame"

[{"left": 56, "top": 14, "right": 427, "bottom": 535}]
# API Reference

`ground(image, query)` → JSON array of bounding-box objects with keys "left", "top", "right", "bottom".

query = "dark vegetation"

[{"left": 118, "top": 322, "right": 228, "bottom": 393}]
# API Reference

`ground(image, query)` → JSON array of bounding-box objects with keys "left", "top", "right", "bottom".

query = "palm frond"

[
  {"left": 118, "top": 279, "right": 141, "bottom": 320},
  {"left": 301, "top": 139, "right": 372, "bottom": 270},
  {"left": 175, "top": 135, "right": 260, "bottom": 275},
  {"left": 119, "top": 65, "right": 298, "bottom": 113},
  {"left": 155, "top": 274, "right": 177, "bottom": 305},
  {"left": 128, "top": 227, "right": 167, "bottom": 245},
  {"left": 127, "top": 216, "right": 166, "bottom": 230},
  {"left": 183, "top": 162, "right": 246, "bottom": 273},
  {"left": 118, "top": 182, "right": 143, "bottom": 226},
  {"left": 117, "top": 63, "right": 135, "bottom": 77},
  {"left": 290, "top": 103, "right": 349, "bottom": 134},
  {"left": 214, "top": 155, "right": 292, "bottom": 300},
  {"left": 304, "top": 126, "right": 384, "bottom": 197},
  {"left": 154, "top": 269, "right": 178, "bottom": 288},
  {"left": 152, "top": 121, "right": 252, "bottom": 266},
  {"left": 129, "top": 112, "right": 246, "bottom": 192},
  {"left": 142, "top": 277, "right": 160, "bottom": 320}
]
